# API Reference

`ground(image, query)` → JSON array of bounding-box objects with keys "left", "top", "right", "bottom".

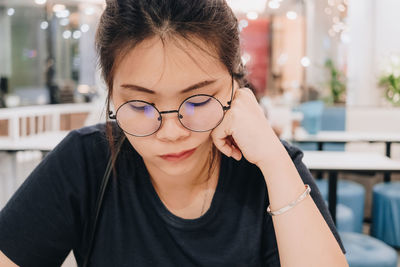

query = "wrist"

[{"left": 256, "top": 140, "right": 289, "bottom": 170}]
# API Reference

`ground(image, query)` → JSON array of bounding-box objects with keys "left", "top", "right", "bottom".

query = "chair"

[
  {"left": 335, "top": 203, "right": 355, "bottom": 232},
  {"left": 297, "top": 100, "right": 324, "bottom": 135},
  {"left": 315, "top": 181, "right": 355, "bottom": 232},
  {"left": 294, "top": 103, "right": 346, "bottom": 151},
  {"left": 340, "top": 232, "right": 398, "bottom": 267},
  {"left": 314, "top": 179, "right": 365, "bottom": 233},
  {"left": 371, "top": 181, "right": 400, "bottom": 247},
  {"left": 293, "top": 101, "right": 324, "bottom": 151},
  {"left": 320, "top": 106, "right": 346, "bottom": 151}
]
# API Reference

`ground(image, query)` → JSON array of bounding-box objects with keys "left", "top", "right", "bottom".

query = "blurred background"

[{"left": 0, "top": 0, "right": 400, "bottom": 266}]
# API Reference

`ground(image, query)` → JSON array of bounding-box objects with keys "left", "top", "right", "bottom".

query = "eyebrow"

[{"left": 120, "top": 80, "right": 217, "bottom": 95}]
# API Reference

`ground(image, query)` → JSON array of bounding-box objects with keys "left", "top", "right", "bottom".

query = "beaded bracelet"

[{"left": 267, "top": 184, "right": 311, "bottom": 216}]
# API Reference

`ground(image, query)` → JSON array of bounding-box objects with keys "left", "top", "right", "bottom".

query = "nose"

[{"left": 155, "top": 113, "right": 190, "bottom": 142}]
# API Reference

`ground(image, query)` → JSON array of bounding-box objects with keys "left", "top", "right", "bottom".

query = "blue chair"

[
  {"left": 340, "top": 232, "right": 398, "bottom": 267},
  {"left": 294, "top": 101, "right": 324, "bottom": 151},
  {"left": 371, "top": 181, "right": 400, "bottom": 247},
  {"left": 297, "top": 100, "right": 324, "bottom": 135},
  {"left": 320, "top": 106, "right": 346, "bottom": 151},
  {"left": 295, "top": 103, "right": 346, "bottom": 151},
  {"left": 315, "top": 179, "right": 365, "bottom": 233},
  {"left": 335, "top": 204, "right": 355, "bottom": 232}
]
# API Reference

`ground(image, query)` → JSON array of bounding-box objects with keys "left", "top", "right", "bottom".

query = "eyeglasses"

[{"left": 109, "top": 76, "right": 234, "bottom": 137}]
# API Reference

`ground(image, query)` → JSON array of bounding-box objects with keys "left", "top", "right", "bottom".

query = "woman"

[{"left": 0, "top": 0, "right": 348, "bottom": 266}]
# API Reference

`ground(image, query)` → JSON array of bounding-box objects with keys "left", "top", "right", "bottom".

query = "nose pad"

[{"left": 155, "top": 113, "right": 190, "bottom": 141}]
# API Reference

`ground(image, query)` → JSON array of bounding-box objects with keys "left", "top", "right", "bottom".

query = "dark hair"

[{"left": 95, "top": 0, "right": 247, "bottom": 174}]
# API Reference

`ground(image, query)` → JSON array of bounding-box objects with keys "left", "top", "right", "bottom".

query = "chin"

[{"left": 160, "top": 164, "right": 194, "bottom": 176}]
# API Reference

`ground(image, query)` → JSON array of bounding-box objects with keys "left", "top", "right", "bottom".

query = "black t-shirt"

[{"left": 0, "top": 123, "right": 344, "bottom": 267}]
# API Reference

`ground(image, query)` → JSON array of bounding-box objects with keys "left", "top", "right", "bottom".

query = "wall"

[
  {"left": 347, "top": 0, "right": 400, "bottom": 107},
  {"left": 305, "top": 0, "right": 335, "bottom": 91},
  {"left": 240, "top": 18, "right": 270, "bottom": 96},
  {"left": 0, "top": 7, "right": 12, "bottom": 77},
  {"left": 272, "top": 15, "right": 305, "bottom": 92}
]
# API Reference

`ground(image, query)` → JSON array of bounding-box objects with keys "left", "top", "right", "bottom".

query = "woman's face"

[{"left": 112, "top": 36, "right": 233, "bottom": 177}]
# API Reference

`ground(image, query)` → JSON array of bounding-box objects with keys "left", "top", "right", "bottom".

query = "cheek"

[
  {"left": 199, "top": 133, "right": 213, "bottom": 146},
  {"left": 125, "top": 136, "right": 153, "bottom": 156}
]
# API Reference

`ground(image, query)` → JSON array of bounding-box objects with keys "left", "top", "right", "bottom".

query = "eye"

[
  {"left": 128, "top": 102, "right": 150, "bottom": 111},
  {"left": 186, "top": 97, "right": 212, "bottom": 107}
]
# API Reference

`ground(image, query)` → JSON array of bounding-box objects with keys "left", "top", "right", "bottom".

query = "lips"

[{"left": 160, "top": 147, "right": 197, "bottom": 161}]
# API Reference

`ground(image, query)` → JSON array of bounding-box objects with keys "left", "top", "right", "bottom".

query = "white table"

[
  {"left": 0, "top": 132, "right": 68, "bottom": 152},
  {"left": 293, "top": 131, "right": 400, "bottom": 181},
  {"left": 302, "top": 151, "right": 400, "bottom": 223},
  {"left": 293, "top": 131, "right": 400, "bottom": 156},
  {"left": 0, "top": 132, "right": 69, "bottom": 199}
]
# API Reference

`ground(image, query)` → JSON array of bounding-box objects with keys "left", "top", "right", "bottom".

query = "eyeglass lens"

[{"left": 116, "top": 95, "right": 225, "bottom": 136}]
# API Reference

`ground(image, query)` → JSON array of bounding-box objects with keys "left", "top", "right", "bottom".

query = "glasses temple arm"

[
  {"left": 227, "top": 74, "right": 234, "bottom": 107},
  {"left": 108, "top": 111, "right": 116, "bottom": 120}
]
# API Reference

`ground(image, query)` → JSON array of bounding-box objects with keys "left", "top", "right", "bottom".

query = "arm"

[
  {"left": 212, "top": 87, "right": 348, "bottom": 266},
  {"left": 0, "top": 251, "right": 18, "bottom": 267},
  {"left": 257, "top": 138, "right": 347, "bottom": 267}
]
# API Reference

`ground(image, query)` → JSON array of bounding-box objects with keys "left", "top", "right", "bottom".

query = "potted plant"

[
  {"left": 379, "top": 55, "right": 400, "bottom": 106},
  {"left": 323, "top": 59, "right": 346, "bottom": 105}
]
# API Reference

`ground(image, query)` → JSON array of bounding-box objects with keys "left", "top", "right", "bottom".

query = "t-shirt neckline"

[{"left": 137, "top": 153, "right": 229, "bottom": 230}]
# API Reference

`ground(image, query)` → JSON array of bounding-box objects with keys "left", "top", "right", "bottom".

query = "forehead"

[{"left": 112, "top": 36, "right": 228, "bottom": 94}]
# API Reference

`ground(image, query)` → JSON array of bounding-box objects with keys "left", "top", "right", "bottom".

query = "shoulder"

[
  {"left": 69, "top": 122, "right": 108, "bottom": 143},
  {"left": 55, "top": 123, "right": 110, "bottom": 156},
  {"left": 73, "top": 122, "right": 108, "bottom": 137},
  {"left": 37, "top": 123, "right": 112, "bottom": 179}
]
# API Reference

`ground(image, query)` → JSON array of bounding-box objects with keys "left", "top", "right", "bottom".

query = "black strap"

[{"left": 82, "top": 156, "right": 112, "bottom": 267}]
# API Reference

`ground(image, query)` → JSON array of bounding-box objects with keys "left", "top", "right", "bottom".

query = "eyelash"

[{"left": 186, "top": 97, "right": 212, "bottom": 106}]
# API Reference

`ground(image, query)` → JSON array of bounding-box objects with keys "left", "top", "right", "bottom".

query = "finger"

[
  {"left": 227, "top": 136, "right": 242, "bottom": 161},
  {"left": 211, "top": 115, "right": 234, "bottom": 158},
  {"left": 232, "top": 147, "right": 242, "bottom": 161},
  {"left": 212, "top": 125, "right": 242, "bottom": 160},
  {"left": 213, "top": 134, "right": 234, "bottom": 158}
]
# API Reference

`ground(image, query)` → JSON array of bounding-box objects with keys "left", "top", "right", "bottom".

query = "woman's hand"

[{"left": 211, "top": 87, "right": 282, "bottom": 167}]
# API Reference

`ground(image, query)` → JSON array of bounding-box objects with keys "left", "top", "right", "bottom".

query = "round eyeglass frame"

[{"left": 109, "top": 76, "right": 235, "bottom": 137}]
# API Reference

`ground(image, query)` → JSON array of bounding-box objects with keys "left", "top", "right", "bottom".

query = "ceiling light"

[
  {"left": 62, "top": 30, "right": 72, "bottom": 39},
  {"left": 73, "top": 31, "right": 82, "bottom": 39},
  {"left": 301, "top": 57, "right": 311, "bottom": 67},
  {"left": 55, "top": 9, "right": 70, "bottom": 18},
  {"left": 84, "top": 7, "right": 95, "bottom": 15},
  {"left": 7, "top": 8, "right": 15, "bottom": 16},
  {"left": 53, "top": 4, "right": 66, "bottom": 13},
  {"left": 268, "top": 1, "right": 280, "bottom": 9},
  {"left": 286, "top": 11, "right": 298, "bottom": 20},
  {"left": 247, "top": 11, "right": 258, "bottom": 20},
  {"left": 80, "top": 24, "right": 90, "bottom": 33},
  {"left": 35, "top": 0, "right": 47, "bottom": 4},
  {"left": 40, "top": 21, "right": 49, "bottom": 30},
  {"left": 226, "top": 0, "right": 268, "bottom": 13}
]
